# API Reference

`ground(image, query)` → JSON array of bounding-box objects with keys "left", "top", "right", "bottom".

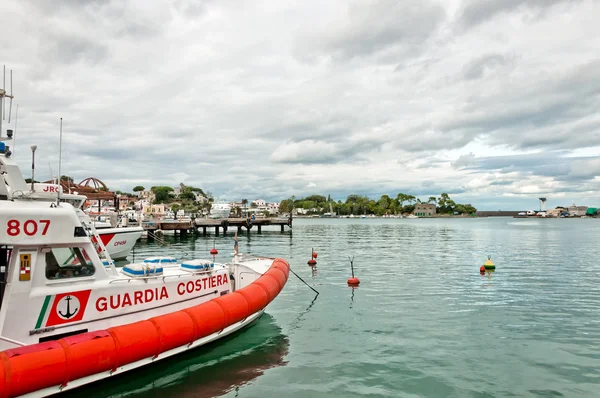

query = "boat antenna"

[
  {"left": 30, "top": 145, "right": 37, "bottom": 192},
  {"left": 1, "top": 66, "right": 4, "bottom": 132},
  {"left": 57, "top": 117, "right": 63, "bottom": 203},
  {"left": 12, "top": 104, "right": 18, "bottom": 156},
  {"left": 7, "top": 69, "right": 12, "bottom": 123},
  {"left": 0, "top": 66, "right": 15, "bottom": 139}
]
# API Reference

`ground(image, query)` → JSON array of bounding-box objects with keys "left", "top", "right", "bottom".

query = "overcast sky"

[{"left": 1, "top": 0, "right": 599, "bottom": 210}]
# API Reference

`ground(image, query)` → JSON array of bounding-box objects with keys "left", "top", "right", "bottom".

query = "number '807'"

[{"left": 6, "top": 220, "right": 51, "bottom": 236}]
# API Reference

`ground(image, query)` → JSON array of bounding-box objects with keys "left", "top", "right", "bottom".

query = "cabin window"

[{"left": 45, "top": 247, "right": 95, "bottom": 280}]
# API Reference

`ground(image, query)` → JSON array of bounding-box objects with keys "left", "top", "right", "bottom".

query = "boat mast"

[{"left": 57, "top": 117, "right": 63, "bottom": 203}]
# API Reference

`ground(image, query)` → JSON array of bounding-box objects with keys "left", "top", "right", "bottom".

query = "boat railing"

[
  {"left": 108, "top": 268, "right": 221, "bottom": 284},
  {"left": 0, "top": 334, "right": 25, "bottom": 347}
]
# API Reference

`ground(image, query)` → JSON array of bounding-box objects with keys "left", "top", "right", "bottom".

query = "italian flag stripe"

[{"left": 35, "top": 295, "right": 52, "bottom": 329}]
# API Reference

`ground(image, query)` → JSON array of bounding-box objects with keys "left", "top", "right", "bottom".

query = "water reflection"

[
  {"left": 289, "top": 294, "right": 319, "bottom": 333},
  {"left": 66, "top": 314, "right": 289, "bottom": 398}
]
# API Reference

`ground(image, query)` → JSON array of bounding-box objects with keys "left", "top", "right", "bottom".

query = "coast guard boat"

[{"left": 0, "top": 149, "right": 289, "bottom": 397}]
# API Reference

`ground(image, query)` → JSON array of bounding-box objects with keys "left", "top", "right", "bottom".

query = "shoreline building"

[{"left": 413, "top": 203, "right": 436, "bottom": 217}]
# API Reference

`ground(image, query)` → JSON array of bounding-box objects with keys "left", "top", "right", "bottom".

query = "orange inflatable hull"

[{"left": 0, "top": 258, "right": 290, "bottom": 397}]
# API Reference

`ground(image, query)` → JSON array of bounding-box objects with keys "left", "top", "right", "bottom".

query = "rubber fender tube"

[
  {"left": 183, "top": 300, "right": 226, "bottom": 340},
  {"left": 3, "top": 341, "right": 67, "bottom": 397},
  {"left": 57, "top": 330, "right": 116, "bottom": 384},
  {"left": 59, "top": 330, "right": 116, "bottom": 383},
  {"left": 149, "top": 310, "right": 195, "bottom": 355},
  {"left": 214, "top": 292, "right": 251, "bottom": 326},
  {"left": 266, "top": 267, "right": 287, "bottom": 291},
  {"left": 254, "top": 274, "right": 281, "bottom": 302},
  {"left": 107, "top": 320, "right": 160, "bottom": 367},
  {"left": 272, "top": 258, "right": 290, "bottom": 278},
  {"left": 237, "top": 283, "right": 270, "bottom": 314},
  {"left": 0, "top": 352, "right": 9, "bottom": 398}
]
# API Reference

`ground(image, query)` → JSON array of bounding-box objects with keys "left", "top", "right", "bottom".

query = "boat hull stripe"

[{"left": 35, "top": 295, "right": 51, "bottom": 329}]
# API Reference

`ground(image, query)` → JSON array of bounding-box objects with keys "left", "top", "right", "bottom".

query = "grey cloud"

[
  {"left": 301, "top": 0, "right": 445, "bottom": 61},
  {"left": 441, "top": 59, "right": 600, "bottom": 151},
  {"left": 270, "top": 138, "right": 384, "bottom": 165},
  {"left": 400, "top": 128, "right": 475, "bottom": 152},
  {"left": 462, "top": 53, "right": 513, "bottom": 80},
  {"left": 458, "top": 0, "right": 584, "bottom": 27},
  {"left": 45, "top": 34, "right": 109, "bottom": 65},
  {"left": 453, "top": 151, "right": 600, "bottom": 182},
  {"left": 489, "top": 179, "right": 516, "bottom": 186},
  {"left": 32, "top": 0, "right": 165, "bottom": 39},
  {"left": 451, "top": 153, "right": 477, "bottom": 169},
  {"left": 171, "top": 0, "right": 212, "bottom": 17}
]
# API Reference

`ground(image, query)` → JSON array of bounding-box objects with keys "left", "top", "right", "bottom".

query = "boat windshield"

[
  {"left": 46, "top": 247, "right": 96, "bottom": 280},
  {"left": 60, "top": 198, "right": 84, "bottom": 208}
]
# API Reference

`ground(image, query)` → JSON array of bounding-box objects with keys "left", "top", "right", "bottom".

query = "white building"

[
  {"left": 266, "top": 202, "right": 280, "bottom": 214},
  {"left": 137, "top": 190, "right": 155, "bottom": 202},
  {"left": 248, "top": 199, "right": 280, "bottom": 216},
  {"left": 194, "top": 192, "right": 208, "bottom": 203},
  {"left": 135, "top": 199, "right": 151, "bottom": 211},
  {"left": 568, "top": 205, "right": 588, "bottom": 216}
]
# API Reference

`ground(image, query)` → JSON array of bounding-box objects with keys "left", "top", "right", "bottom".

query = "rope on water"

[
  {"left": 144, "top": 230, "right": 193, "bottom": 259},
  {"left": 289, "top": 267, "right": 319, "bottom": 296}
]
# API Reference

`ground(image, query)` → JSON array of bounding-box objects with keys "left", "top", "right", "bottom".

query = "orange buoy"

[
  {"left": 479, "top": 265, "right": 485, "bottom": 274},
  {"left": 308, "top": 248, "right": 317, "bottom": 266},
  {"left": 347, "top": 256, "right": 360, "bottom": 286},
  {"left": 210, "top": 239, "right": 218, "bottom": 256},
  {"left": 347, "top": 277, "right": 360, "bottom": 286}
]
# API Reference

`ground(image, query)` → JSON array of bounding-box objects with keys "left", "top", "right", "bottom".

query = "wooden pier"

[
  {"left": 193, "top": 217, "right": 292, "bottom": 235},
  {"left": 141, "top": 220, "right": 193, "bottom": 236}
]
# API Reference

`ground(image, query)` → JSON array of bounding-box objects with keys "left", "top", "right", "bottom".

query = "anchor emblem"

[{"left": 57, "top": 295, "right": 79, "bottom": 319}]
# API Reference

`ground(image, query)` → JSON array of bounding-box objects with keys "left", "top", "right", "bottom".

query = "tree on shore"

[
  {"left": 282, "top": 192, "right": 476, "bottom": 216},
  {"left": 151, "top": 186, "right": 174, "bottom": 203},
  {"left": 279, "top": 196, "right": 295, "bottom": 214}
]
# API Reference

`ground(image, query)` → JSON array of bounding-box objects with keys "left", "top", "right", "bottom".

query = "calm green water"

[{"left": 71, "top": 218, "right": 600, "bottom": 398}]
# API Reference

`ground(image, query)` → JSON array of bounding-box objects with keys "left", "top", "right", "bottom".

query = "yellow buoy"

[{"left": 484, "top": 256, "right": 495, "bottom": 270}]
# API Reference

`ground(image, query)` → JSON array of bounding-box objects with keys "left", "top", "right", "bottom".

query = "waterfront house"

[
  {"left": 143, "top": 204, "right": 166, "bottom": 217},
  {"left": 413, "top": 203, "right": 436, "bottom": 217}
]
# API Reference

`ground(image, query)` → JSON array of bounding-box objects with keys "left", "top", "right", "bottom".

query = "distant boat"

[
  {"left": 210, "top": 201, "right": 232, "bottom": 219},
  {"left": 407, "top": 214, "right": 418, "bottom": 219}
]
